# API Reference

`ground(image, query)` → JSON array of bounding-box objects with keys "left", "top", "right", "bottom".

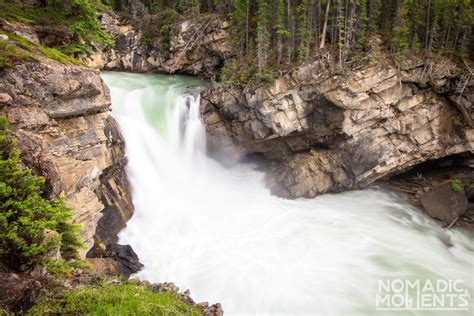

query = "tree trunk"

[
  {"left": 246, "top": 0, "right": 249, "bottom": 54},
  {"left": 424, "top": 0, "right": 431, "bottom": 55},
  {"left": 319, "top": 0, "right": 331, "bottom": 49}
]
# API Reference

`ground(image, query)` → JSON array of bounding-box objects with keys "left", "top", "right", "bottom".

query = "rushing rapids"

[{"left": 102, "top": 72, "right": 473, "bottom": 315}]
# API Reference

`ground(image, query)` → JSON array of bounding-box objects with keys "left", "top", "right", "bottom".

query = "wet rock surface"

[
  {"left": 420, "top": 185, "right": 468, "bottom": 224},
  {"left": 202, "top": 55, "right": 474, "bottom": 199}
]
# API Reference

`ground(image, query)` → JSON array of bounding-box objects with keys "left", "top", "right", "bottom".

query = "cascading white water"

[{"left": 102, "top": 72, "right": 473, "bottom": 315}]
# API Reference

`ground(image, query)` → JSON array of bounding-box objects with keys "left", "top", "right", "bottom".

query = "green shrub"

[
  {"left": 142, "top": 9, "right": 180, "bottom": 53},
  {"left": 59, "top": 43, "right": 95, "bottom": 56},
  {"left": 67, "top": 0, "right": 114, "bottom": 47},
  {"left": 28, "top": 282, "right": 202, "bottom": 315},
  {"left": 219, "top": 57, "right": 276, "bottom": 88},
  {"left": 0, "top": 2, "right": 114, "bottom": 49},
  {"left": 0, "top": 117, "right": 84, "bottom": 271},
  {"left": 450, "top": 179, "right": 463, "bottom": 192}
]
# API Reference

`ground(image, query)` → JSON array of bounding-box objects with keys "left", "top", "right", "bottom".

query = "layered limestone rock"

[
  {"left": 86, "top": 13, "right": 230, "bottom": 77},
  {"left": 202, "top": 55, "right": 474, "bottom": 198},
  {"left": 0, "top": 54, "right": 133, "bottom": 251}
]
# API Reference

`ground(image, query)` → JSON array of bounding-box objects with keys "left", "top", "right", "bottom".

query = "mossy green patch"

[
  {"left": 37, "top": 45, "right": 82, "bottom": 65},
  {"left": 2, "top": 32, "right": 82, "bottom": 66},
  {"left": 450, "top": 179, "right": 463, "bottom": 192},
  {"left": 0, "top": 39, "right": 37, "bottom": 70},
  {"left": 28, "top": 282, "right": 202, "bottom": 315}
]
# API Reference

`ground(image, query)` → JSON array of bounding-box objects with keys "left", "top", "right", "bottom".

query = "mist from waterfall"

[{"left": 102, "top": 72, "right": 473, "bottom": 315}]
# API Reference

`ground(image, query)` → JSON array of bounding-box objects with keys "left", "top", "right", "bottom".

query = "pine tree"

[
  {"left": 357, "top": 0, "right": 368, "bottom": 49},
  {"left": 391, "top": 0, "right": 410, "bottom": 60},
  {"left": 336, "top": 0, "right": 344, "bottom": 68},
  {"left": 296, "top": 0, "right": 311, "bottom": 61},
  {"left": 0, "top": 117, "right": 84, "bottom": 270},
  {"left": 257, "top": 0, "right": 272, "bottom": 72},
  {"left": 275, "top": 0, "right": 289, "bottom": 65},
  {"left": 229, "top": 0, "right": 248, "bottom": 60}
]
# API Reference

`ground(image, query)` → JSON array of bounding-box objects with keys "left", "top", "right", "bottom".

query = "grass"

[
  {"left": 0, "top": 3, "right": 43, "bottom": 24},
  {"left": 38, "top": 45, "right": 82, "bottom": 65},
  {"left": 27, "top": 282, "right": 203, "bottom": 315},
  {"left": 0, "top": 39, "right": 37, "bottom": 70},
  {"left": 1, "top": 32, "right": 82, "bottom": 66}
]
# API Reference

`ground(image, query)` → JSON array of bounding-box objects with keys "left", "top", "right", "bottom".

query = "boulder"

[
  {"left": 204, "top": 303, "right": 224, "bottom": 316},
  {"left": 0, "top": 273, "right": 42, "bottom": 314},
  {"left": 86, "top": 258, "right": 122, "bottom": 278},
  {"left": 105, "top": 244, "right": 144, "bottom": 277},
  {"left": 87, "top": 243, "right": 143, "bottom": 278},
  {"left": 420, "top": 184, "right": 469, "bottom": 224},
  {"left": 0, "top": 93, "right": 12, "bottom": 105}
]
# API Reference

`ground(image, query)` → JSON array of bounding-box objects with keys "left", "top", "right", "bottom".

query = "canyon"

[
  {"left": 1, "top": 12, "right": 473, "bottom": 252},
  {"left": 0, "top": 8, "right": 473, "bottom": 314}
]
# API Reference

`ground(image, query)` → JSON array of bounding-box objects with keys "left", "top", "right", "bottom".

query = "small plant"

[
  {"left": 450, "top": 179, "right": 463, "bottom": 192},
  {"left": 0, "top": 117, "right": 84, "bottom": 272},
  {"left": 59, "top": 43, "right": 95, "bottom": 56}
]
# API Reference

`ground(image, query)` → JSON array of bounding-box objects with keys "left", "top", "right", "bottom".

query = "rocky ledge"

[
  {"left": 202, "top": 54, "right": 473, "bottom": 200},
  {"left": 0, "top": 34, "right": 133, "bottom": 253},
  {"left": 86, "top": 13, "right": 230, "bottom": 78}
]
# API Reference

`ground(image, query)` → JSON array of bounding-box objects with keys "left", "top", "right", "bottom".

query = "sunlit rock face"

[
  {"left": 86, "top": 13, "right": 230, "bottom": 78},
  {"left": 202, "top": 55, "right": 474, "bottom": 198},
  {"left": 0, "top": 55, "right": 133, "bottom": 252}
]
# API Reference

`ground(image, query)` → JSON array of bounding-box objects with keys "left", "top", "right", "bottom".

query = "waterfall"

[{"left": 102, "top": 72, "right": 473, "bottom": 315}]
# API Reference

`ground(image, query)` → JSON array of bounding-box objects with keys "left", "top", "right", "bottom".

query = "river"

[{"left": 102, "top": 72, "right": 473, "bottom": 315}]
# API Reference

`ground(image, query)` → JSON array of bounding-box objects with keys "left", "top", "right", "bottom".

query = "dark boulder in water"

[
  {"left": 87, "top": 243, "right": 144, "bottom": 278},
  {"left": 420, "top": 184, "right": 468, "bottom": 224}
]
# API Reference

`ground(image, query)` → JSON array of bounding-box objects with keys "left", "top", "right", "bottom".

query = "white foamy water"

[{"left": 102, "top": 72, "right": 473, "bottom": 315}]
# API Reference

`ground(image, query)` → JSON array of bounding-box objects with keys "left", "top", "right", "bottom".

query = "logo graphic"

[{"left": 376, "top": 279, "right": 470, "bottom": 311}]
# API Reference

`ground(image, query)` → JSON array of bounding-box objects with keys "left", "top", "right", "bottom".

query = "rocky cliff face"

[
  {"left": 0, "top": 49, "right": 133, "bottom": 251},
  {"left": 202, "top": 55, "right": 473, "bottom": 198},
  {"left": 85, "top": 13, "right": 230, "bottom": 78}
]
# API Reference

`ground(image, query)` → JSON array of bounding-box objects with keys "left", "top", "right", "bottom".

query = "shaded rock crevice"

[{"left": 377, "top": 153, "right": 474, "bottom": 229}]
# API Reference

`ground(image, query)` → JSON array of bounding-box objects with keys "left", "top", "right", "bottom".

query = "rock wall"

[
  {"left": 202, "top": 55, "right": 474, "bottom": 198},
  {"left": 86, "top": 13, "right": 230, "bottom": 77},
  {"left": 0, "top": 53, "right": 133, "bottom": 252}
]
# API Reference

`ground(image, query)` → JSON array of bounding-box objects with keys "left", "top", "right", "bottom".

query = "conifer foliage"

[
  {"left": 0, "top": 117, "right": 83, "bottom": 271},
  {"left": 130, "top": 0, "right": 472, "bottom": 81}
]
